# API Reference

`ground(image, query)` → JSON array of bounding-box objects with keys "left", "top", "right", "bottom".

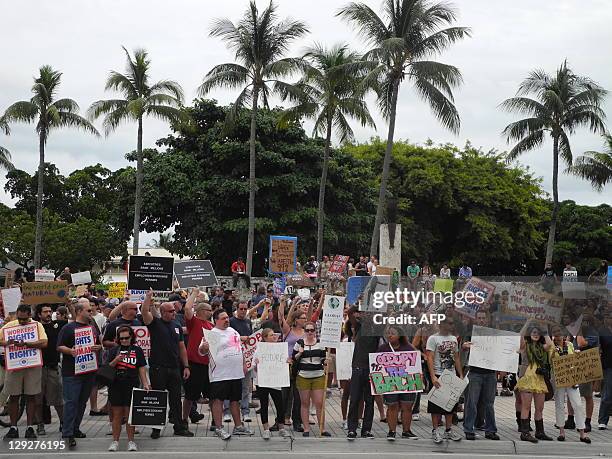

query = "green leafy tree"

[
  {"left": 198, "top": 0, "right": 308, "bottom": 276},
  {"left": 88, "top": 47, "right": 184, "bottom": 255},
  {"left": 279, "top": 43, "right": 375, "bottom": 262},
  {"left": 0, "top": 116, "right": 14, "bottom": 171},
  {"left": 338, "top": 0, "right": 470, "bottom": 256},
  {"left": 501, "top": 61, "right": 607, "bottom": 266},
  {"left": 569, "top": 134, "right": 612, "bottom": 191},
  {"left": 3, "top": 66, "right": 99, "bottom": 268}
]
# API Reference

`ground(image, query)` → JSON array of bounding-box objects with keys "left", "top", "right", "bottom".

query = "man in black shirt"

[
  {"left": 141, "top": 290, "right": 193, "bottom": 438},
  {"left": 102, "top": 302, "right": 142, "bottom": 348}
]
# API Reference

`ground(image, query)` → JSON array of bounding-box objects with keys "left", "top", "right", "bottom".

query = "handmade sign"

[
  {"left": 375, "top": 266, "right": 395, "bottom": 276},
  {"left": 128, "top": 388, "right": 168, "bottom": 428},
  {"left": 4, "top": 270, "right": 14, "bottom": 288},
  {"left": 456, "top": 277, "right": 495, "bottom": 319},
  {"left": 269, "top": 236, "right": 297, "bottom": 274},
  {"left": 128, "top": 256, "right": 174, "bottom": 292},
  {"left": 107, "top": 282, "right": 127, "bottom": 299},
  {"left": 328, "top": 255, "right": 349, "bottom": 278},
  {"left": 468, "top": 325, "right": 520, "bottom": 373},
  {"left": 174, "top": 260, "right": 218, "bottom": 288},
  {"left": 3, "top": 323, "right": 43, "bottom": 371},
  {"left": 319, "top": 295, "right": 345, "bottom": 348},
  {"left": 272, "top": 277, "right": 286, "bottom": 297},
  {"left": 73, "top": 326, "right": 98, "bottom": 375},
  {"left": 21, "top": 281, "right": 68, "bottom": 305},
  {"left": 336, "top": 341, "right": 355, "bottom": 381},
  {"left": 563, "top": 270, "right": 578, "bottom": 282},
  {"left": 131, "top": 326, "right": 151, "bottom": 358},
  {"left": 428, "top": 369, "right": 468, "bottom": 411},
  {"left": 505, "top": 283, "right": 564, "bottom": 323},
  {"left": 297, "top": 288, "right": 310, "bottom": 301},
  {"left": 1, "top": 287, "right": 22, "bottom": 314},
  {"left": 369, "top": 350, "right": 423, "bottom": 395},
  {"left": 35, "top": 269, "right": 55, "bottom": 282},
  {"left": 242, "top": 330, "right": 263, "bottom": 372},
  {"left": 433, "top": 278, "right": 454, "bottom": 293},
  {"left": 256, "top": 342, "right": 290, "bottom": 388},
  {"left": 551, "top": 347, "right": 603, "bottom": 388},
  {"left": 71, "top": 271, "right": 92, "bottom": 285},
  {"left": 285, "top": 273, "right": 316, "bottom": 288}
]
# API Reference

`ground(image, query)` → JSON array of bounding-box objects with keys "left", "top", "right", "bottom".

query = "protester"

[
  {"left": 231, "top": 257, "right": 249, "bottom": 288},
  {"left": 225, "top": 300, "right": 253, "bottom": 422},
  {"left": 540, "top": 263, "right": 557, "bottom": 293},
  {"left": 103, "top": 301, "right": 142, "bottom": 348},
  {"left": 598, "top": 310, "right": 612, "bottom": 429},
  {"left": 406, "top": 260, "right": 420, "bottom": 292},
  {"left": 458, "top": 264, "right": 472, "bottom": 279},
  {"left": 439, "top": 264, "right": 451, "bottom": 279},
  {"left": 421, "top": 262, "right": 433, "bottom": 291}
]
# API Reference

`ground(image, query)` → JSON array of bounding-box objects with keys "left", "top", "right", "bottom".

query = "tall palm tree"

[
  {"left": 198, "top": 0, "right": 308, "bottom": 276},
  {"left": 279, "top": 43, "right": 375, "bottom": 262},
  {"left": 3, "top": 66, "right": 99, "bottom": 267},
  {"left": 501, "top": 61, "right": 607, "bottom": 265},
  {"left": 568, "top": 134, "right": 612, "bottom": 191},
  {"left": 338, "top": 0, "right": 470, "bottom": 257},
  {"left": 88, "top": 47, "right": 184, "bottom": 256},
  {"left": 0, "top": 116, "right": 14, "bottom": 171}
]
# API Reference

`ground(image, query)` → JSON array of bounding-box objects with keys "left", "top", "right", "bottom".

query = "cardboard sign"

[
  {"left": 21, "top": 281, "right": 68, "bottom": 305},
  {"left": 433, "top": 278, "right": 454, "bottom": 293},
  {"left": 35, "top": 269, "right": 55, "bottom": 282},
  {"left": 328, "top": 255, "right": 349, "bottom": 278},
  {"left": 242, "top": 331, "right": 262, "bottom": 372},
  {"left": 128, "top": 388, "right": 168, "bottom": 428},
  {"left": 285, "top": 273, "right": 316, "bottom": 288},
  {"left": 3, "top": 323, "right": 43, "bottom": 371},
  {"left": 1, "top": 288, "right": 22, "bottom": 314},
  {"left": 107, "top": 282, "right": 127, "bottom": 299},
  {"left": 74, "top": 326, "right": 98, "bottom": 375},
  {"left": 131, "top": 326, "right": 151, "bottom": 358},
  {"left": 456, "top": 277, "right": 495, "bottom": 319},
  {"left": 128, "top": 256, "right": 174, "bottom": 292},
  {"left": 336, "top": 341, "right": 354, "bottom": 381},
  {"left": 319, "top": 295, "right": 345, "bottom": 348},
  {"left": 256, "top": 342, "right": 290, "bottom": 388},
  {"left": 468, "top": 325, "right": 520, "bottom": 373},
  {"left": 4, "top": 270, "right": 14, "bottom": 288},
  {"left": 376, "top": 266, "right": 395, "bottom": 276},
  {"left": 428, "top": 369, "right": 468, "bottom": 411},
  {"left": 174, "top": 260, "right": 218, "bottom": 288},
  {"left": 269, "top": 236, "right": 297, "bottom": 274},
  {"left": 369, "top": 350, "right": 423, "bottom": 395},
  {"left": 505, "top": 283, "right": 564, "bottom": 323},
  {"left": 71, "top": 271, "right": 92, "bottom": 285},
  {"left": 551, "top": 347, "right": 603, "bottom": 388}
]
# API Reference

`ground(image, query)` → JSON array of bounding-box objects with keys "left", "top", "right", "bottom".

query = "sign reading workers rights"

[
  {"left": 173, "top": 260, "right": 218, "bottom": 288},
  {"left": 3, "top": 323, "right": 43, "bottom": 371},
  {"left": 128, "top": 256, "right": 174, "bottom": 292}
]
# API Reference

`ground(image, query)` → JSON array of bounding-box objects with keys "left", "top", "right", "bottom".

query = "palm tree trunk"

[
  {"left": 316, "top": 116, "right": 334, "bottom": 263},
  {"left": 545, "top": 135, "right": 559, "bottom": 266},
  {"left": 33, "top": 133, "right": 45, "bottom": 268},
  {"left": 370, "top": 79, "right": 400, "bottom": 257},
  {"left": 132, "top": 116, "right": 144, "bottom": 256},
  {"left": 246, "top": 86, "right": 259, "bottom": 277}
]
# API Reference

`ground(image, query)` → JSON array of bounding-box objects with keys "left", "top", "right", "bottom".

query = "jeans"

[
  {"left": 463, "top": 371, "right": 497, "bottom": 434},
  {"left": 347, "top": 368, "right": 374, "bottom": 434},
  {"left": 62, "top": 374, "right": 96, "bottom": 438},
  {"left": 149, "top": 366, "right": 184, "bottom": 432},
  {"left": 598, "top": 367, "right": 612, "bottom": 425},
  {"left": 224, "top": 371, "right": 251, "bottom": 416}
]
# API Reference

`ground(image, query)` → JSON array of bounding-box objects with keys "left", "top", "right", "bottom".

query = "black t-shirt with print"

[
  {"left": 146, "top": 317, "right": 184, "bottom": 368},
  {"left": 108, "top": 345, "right": 146, "bottom": 381},
  {"left": 42, "top": 320, "right": 68, "bottom": 367}
]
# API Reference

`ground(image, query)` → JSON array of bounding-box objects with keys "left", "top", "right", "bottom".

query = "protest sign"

[
  {"left": 551, "top": 347, "right": 603, "bottom": 388},
  {"left": 131, "top": 326, "right": 151, "bottom": 358},
  {"left": 74, "top": 326, "right": 98, "bottom": 375},
  {"left": 360, "top": 275, "right": 392, "bottom": 312},
  {"left": 428, "top": 369, "right": 468, "bottom": 411},
  {"left": 108, "top": 282, "right": 127, "bottom": 299},
  {"left": 174, "top": 260, "right": 218, "bottom": 288},
  {"left": 562, "top": 281, "right": 586, "bottom": 299},
  {"left": 273, "top": 276, "right": 286, "bottom": 297},
  {"left": 1, "top": 287, "right": 22, "bottom": 314},
  {"left": 128, "top": 255, "right": 174, "bottom": 292},
  {"left": 283, "top": 285, "right": 295, "bottom": 295},
  {"left": 328, "top": 255, "right": 349, "bottom": 278},
  {"left": 376, "top": 266, "right": 395, "bottom": 276},
  {"left": 256, "top": 342, "right": 290, "bottom": 388},
  {"left": 456, "top": 277, "right": 495, "bottom": 319},
  {"left": 69, "top": 284, "right": 88, "bottom": 298},
  {"left": 21, "top": 281, "right": 68, "bottom": 305},
  {"left": 285, "top": 273, "right": 316, "bottom": 288},
  {"left": 505, "top": 283, "right": 564, "bottom": 323},
  {"left": 128, "top": 388, "right": 168, "bottom": 428},
  {"left": 608, "top": 266, "right": 612, "bottom": 290},
  {"left": 346, "top": 276, "right": 370, "bottom": 305},
  {"left": 433, "top": 278, "right": 454, "bottom": 293},
  {"left": 563, "top": 270, "right": 578, "bottom": 282},
  {"left": 4, "top": 270, "right": 14, "bottom": 288},
  {"left": 319, "top": 295, "right": 345, "bottom": 348},
  {"left": 71, "top": 271, "right": 92, "bottom": 285},
  {"left": 35, "top": 269, "right": 55, "bottom": 282},
  {"left": 242, "top": 331, "right": 262, "bottom": 372},
  {"left": 468, "top": 325, "right": 520, "bottom": 373},
  {"left": 297, "top": 288, "right": 310, "bottom": 301},
  {"left": 369, "top": 350, "right": 423, "bottom": 395},
  {"left": 336, "top": 342, "right": 354, "bottom": 381},
  {"left": 269, "top": 236, "right": 297, "bottom": 274},
  {"left": 128, "top": 290, "right": 147, "bottom": 303},
  {"left": 3, "top": 323, "right": 43, "bottom": 371}
]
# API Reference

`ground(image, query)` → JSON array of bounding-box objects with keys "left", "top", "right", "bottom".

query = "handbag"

[{"left": 96, "top": 364, "right": 116, "bottom": 386}]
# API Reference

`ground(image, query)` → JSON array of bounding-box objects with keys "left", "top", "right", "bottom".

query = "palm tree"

[
  {"left": 501, "top": 61, "right": 607, "bottom": 265},
  {"left": 3, "top": 66, "right": 99, "bottom": 267},
  {"left": 279, "top": 43, "right": 375, "bottom": 262},
  {"left": 0, "top": 116, "right": 14, "bottom": 171},
  {"left": 338, "top": 0, "right": 470, "bottom": 257},
  {"left": 88, "top": 47, "right": 184, "bottom": 256},
  {"left": 198, "top": 1, "right": 308, "bottom": 277},
  {"left": 568, "top": 134, "right": 612, "bottom": 191}
]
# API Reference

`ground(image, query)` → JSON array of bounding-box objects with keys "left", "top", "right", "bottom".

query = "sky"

[{"left": 1, "top": 0, "right": 611, "bottom": 245}]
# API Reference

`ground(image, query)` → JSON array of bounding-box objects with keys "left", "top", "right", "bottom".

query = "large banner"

[
  {"left": 256, "top": 342, "right": 290, "bottom": 388},
  {"left": 21, "top": 281, "right": 68, "bottom": 305},
  {"left": 328, "top": 255, "right": 349, "bottom": 278},
  {"left": 131, "top": 326, "right": 151, "bottom": 358},
  {"left": 268, "top": 236, "right": 297, "bottom": 274},
  {"left": 456, "top": 277, "right": 495, "bottom": 319},
  {"left": 468, "top": 325, "right": 520, "bottom": 373},
  {"left": 128, "top": 389, "right": 168, "bottom": 428},
  {"left": 336, "top": 341, "right": 354, "bottom": 381},
  {"left": 74, "top": 326, "right": 98, "bottom": 375},
  {"left": 241, "top": 331, "right": 262, "bottom": 372},
  {"left": 505, "top": 283, "right": 564, "bottom": 323},
  {"left": 428, "top": 369, "right": 468, "bottom": 411},
  {"left": 3, "top": 323, "right": 43, "bottom": 371},
  {"left": 174, "top": 260, "right": 218, "bottom": 288},
  {"left": 369, "top": 350, "right": 423, "bottom": 395},
  {"left": 319, "top": 295, "right": 345, "bottom": 348},
  {"left": 128, "top": 256, "right": 174, "bottom": 292},
  {"left": 551, "top": 347, "right": 603, "bottom": 388}
]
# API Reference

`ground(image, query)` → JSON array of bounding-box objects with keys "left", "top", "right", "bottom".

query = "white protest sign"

[
  {"left": 131, "top": 326, "right": 151, "bottom": 358},
  {"left": 297, "top": 288, "right": 310, "bottom": 301},
  {"left": 1, "top": 287, "right": 22, "bottom": 314},
  {"left": 35, "top": 269, "right": 55, "bottom": 282},
  {"left": 563, "top": 270, "right": 578, "bottom": 282},
  {"left": 2, "top": 323, "right": 43, "bottom": 371},
  {"left": 256, "top": 342, "right": 290, "bottom": 388},
  {"left": 562, "top": 281, "right": 586, "bottom": 299},
  {"left": 336, "top": 341, "right": 355, "bottom": 381},
  {"left": 74, "top": 326, "right": 98, "bottom": 375},
  {"left": 128, "top": 290, "right": 147, "bottom": 303},
  {"left": 468, "top": 325, "right": 520, "bottom": 373},
  {"left": 202, "top": 328, "right": 220, "bottom": 359},
  {"left": 71, "top": 271, "right": 92, "bottom": 285},
  {"left": 319, "top": 295, "right": 345, "bottom": 348},
  {"left": 283, "top": 285, "right": 295, "bottom": 295},
  {"left": 241, "top": 331, "right": 262, "bottom": 371},
  {"left": 428, "top": 369, "right": 468, "bottom": 412}
]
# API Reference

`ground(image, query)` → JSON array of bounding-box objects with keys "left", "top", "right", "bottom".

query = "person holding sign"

[
  {"left": 0, "top": 304, "right": 48, "bottom": 441},
  {"left": 106, "top": 326, "right": 150, "bottom": 452}
]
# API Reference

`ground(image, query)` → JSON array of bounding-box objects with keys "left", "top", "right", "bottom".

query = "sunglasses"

[
  {"left": 119, "top": 336, "right": 131, "bottom": 340},
  {"left": 305, "top": 329, "right": 315, "bottom": 333}
]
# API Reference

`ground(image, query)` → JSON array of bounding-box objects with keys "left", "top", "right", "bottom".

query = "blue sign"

[
  {"left": 608, "top": 266, "right": 612, "bottom": 290},
  {"left": 347, "top": 276, "right": 371, "bottom": 305}
]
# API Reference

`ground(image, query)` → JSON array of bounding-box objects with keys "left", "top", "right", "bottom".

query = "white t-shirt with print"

[
  {"left": 426, "top": 334, "right": 458, "bottom": 375},
  {"left": 208, "top": 326, "right": 244, "bottom": 382}
]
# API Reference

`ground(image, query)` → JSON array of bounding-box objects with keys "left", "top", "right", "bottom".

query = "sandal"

[
  {"left": 321, "top": 431, "right": 332, "bottom": 437},
  {"left": 557, "top": 435, "right": 565, "bottom": 441}
]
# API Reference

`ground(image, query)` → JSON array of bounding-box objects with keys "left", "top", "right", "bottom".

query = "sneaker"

[
  {"left": 445, "top": 428, "right": 462, "bottom": 441},
  {"left": 342, "top": 420, "right": 348, "bottom": 430},
  {"left": 243, "top": 414, "right": 252, "bottom": 423},
  {"left": 263, "top": 429, "right": 271, "bottom": 440},
  {"left": 412, "top": 413, "right": 420, "bottom": 421},
  {"left": 223, "top": 414, "right": 232, "bottom": 422},
  {"left": 174, "top": 428, "right": 194, "bottom": 437},
  {"left": 4, "top": 427, "right": 18, "bottom": 440},
  {"left": 216, "top": 428, "right": 231, "bottom": 440},
  {"left": 302, "top": 431, "right": 310, "bottom": 437},
  {"left": 108, "top": 441, "right": 119, "bottom": 452},
  {"left": 432, "top": 428, "right": 443, "bottom": 444},
  {"left": 37, "top": 424, "right": 46, "bottom": 436},
  {"left": 68, "top": 437, "right": 77, "bottom": 448},
  {"left": 279, "top": 429, "right": 290, "bottom": 438},
  {"left": 127, "top": 441, "right": 138, "bottom": 451},
  {"left": 233, "top": 425, "right": 254, "bottom": 436},
  {"left": 465, "top": 432, "right": 476, "bottom": 440},
  {"left": 74, "top": 430, "right": 86, "bottom": 438},
  {"left": 361, "top": 431, "right": 374, "bottom": 439},
  {"left": 387, "top": 431, "right": 396, "bottom": 441},
  {"left": 357, "top": 421, "right": 362, "bottom": 429},
  {"left": 347, "top": 431, "right": 357, "bottom": 441},
  {"left": 25, "top": 427, "right": 37, "bottom": 439},
  {"left": 598, "top": 424, "right": 607, "bottom": 430},
  {"left": 485, "top": 432, "right": 500, "bottom": 440},
  {"left": 402, "top": 431, "right": 418, "bottom": 439},
  {"left": 150, "top": 429, "right": 161, "bottom": 439},
  {"left": 321, "top": 431, "right": 332, "bottom": 437},
  {"left": 190, "top": 412, "right": 205, "bottom": 424}
]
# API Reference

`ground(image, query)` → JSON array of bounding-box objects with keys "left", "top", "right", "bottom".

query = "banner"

[
  {"left": 1, "top": 287, "right": 22, "bottom": 314},
  {"left": 468, "top": 325, "right": 520, "bottom": 373},
  {"left": 319, "top": 295, "right": 345, "bottom": 348},
  {"left": 174, "top": 260, "right": 218, "bottom": 288},
  {"left": 35, "top": 269, "right": 55, "bottom": 282},
  {"left": 74, "top": 326, "right": 98, "bottom": 375},
  {"left": 131, "top": 326, "right": 151, "bottom": 358},
  {"left": 108, "top": 282, "right": 127, "bottom": 299},
  {"left": 21, "top": 281, "right": 68, "bottom": 305},
  {"left": 269, "top": 236, "right": 297, "bottom": 274},
  {"left": 428, "top": 369, "right": 468, "bottom": 411},
  {"left": 241, "top": 331, "right": 262, "bottom": 372},
  {"left": 456, "top": 277, "right": 495, "bottom": 319},
  {"left": 128, "top": 256, "right": 174, "bottom": 292},
  {"left": 505, "top": 283, "right": 564, "bottom": 323},
  {"left": 369, "top": 350, "right": 423, "bottom": 395},
  {"left": 256, "top": 342, "right": 290, "bottom": 388},
  {"left": 71, "top": 271, "right": 92, "bottom": 285},
  {"left": 328, "top": 255, "right": 349, "bottom": 278},
  {"left": 3, "top": 323, "right": 43, "bottom": 371},
  {"left": 128, "top": 388, "right": 168, "bottom": 428},
  {"left": 551, "top": 347, "right": 603, "bottom": 388},
  {"left": 433, "top": 278, "right": 454, "bottom": 293},
  {"left": 336, "top": 342, "right": 354, "bottom": 381}
]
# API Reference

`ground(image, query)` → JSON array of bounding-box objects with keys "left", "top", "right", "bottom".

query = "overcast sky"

[{"left": 1, "top": 0, "right": 610, "bottom": 244}]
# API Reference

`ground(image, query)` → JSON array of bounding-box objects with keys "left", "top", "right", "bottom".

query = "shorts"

[
  {"left": 4, "top": 366, "right": 42, "bottom": 396},
  {"left": 210, "top": 379, "right": 242, "bottom": 402},
  {"left": 108, "top": 379, "right": 138, "bottom": 407},
  {"left": 579, "top": 382, "right": 593, "bottom": 398},
  {"left": 296, "top": 374, "right": 326, "bottom": 391},
  {"left": 384, "top": 392, "right": 417, "bottom": 405},
  {"left": 40, "top": 367, "right": 63, "bottom": 406},
  {"left": 184, "top": 362, "right": 210, "bottom": 401}
]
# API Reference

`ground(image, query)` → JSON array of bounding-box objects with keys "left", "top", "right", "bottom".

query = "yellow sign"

[{"left": 107, "top": 282, "right": 127, "bottom": 299}]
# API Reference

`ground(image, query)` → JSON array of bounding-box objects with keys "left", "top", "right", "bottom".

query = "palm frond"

[
  {"left": 336, "top": 2, "right": 389, "bottom": 46},
  {"left": 145, "top": 104, "right": 184, "bottom": 124},
  {"left": 149, "top": 79, "right": 185, "bottom": 102},
  {"left": 558, "top": 130, "right": 573, "bottom": 166},
  {"left": 198, "top": 64, "right": 249, "bottom": 96},
  {"left": 409, "top": 60, "right": 463, "bottom": 98},
  {"left": 499, "top": 97, "right": 548, "bottom": 118},
  {"left": 412, "top": 27, "right": 472, "bottom": 58},
  {"left": 54, "top": 112, "right": 100, "bottom": 137},
  {"left": 3, "top": 101, "right": 39, "bottom": 124},
  {"left": 0, "top": 145, "right": 14, "bottom": 171},
  {"left": 413, "top": 77, "right": 461, "bottom": 134},
  {"left": 506, "top": 129, "right": 545, "bottom": 162},
  {"left": 52, "top": 98, "right": 80, "bottom": 113},
  {"left": 105, "top": 71, "right": 138, "bottom": 99},
  {"left": 501, "top": 117, "right": 546, "bottom": 142},
  {"left": 87, "top": 99, "right": 128, "bottom": 122}
]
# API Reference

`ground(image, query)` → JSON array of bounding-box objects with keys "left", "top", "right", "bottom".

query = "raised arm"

[
  {"left": 140, "top": 290, "right": 154, "bottom": 325},
  {"left": 184, "top": 288, "right": 199, "bottom": 321}
]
